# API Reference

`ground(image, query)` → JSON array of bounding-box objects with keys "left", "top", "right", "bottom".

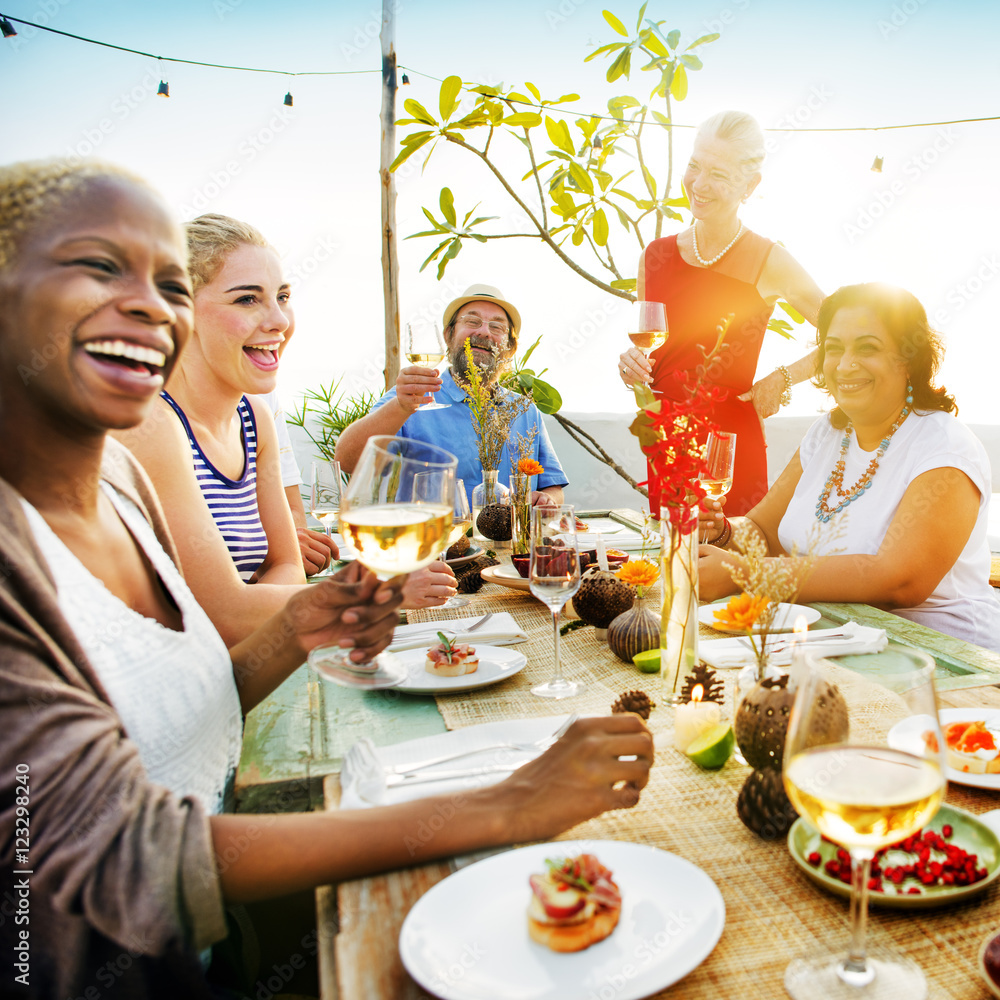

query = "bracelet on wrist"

[
  {"left": 776, "top": 365, "right": 793, "bottom": 407},
  {"left": 710, "top": 516, "right": 732, "bottom": 548}
]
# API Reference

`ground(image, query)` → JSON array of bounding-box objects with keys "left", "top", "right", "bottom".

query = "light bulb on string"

[
  {"left": 1, "top": 17, "right": 17, "bottom": 38},
  {"left": 870, "top": 154, "right": 883, "bottom": 173},
  {"left": 157, "top": 80, "right": 170, "bottom": 97},
  {"left": 283, "top": 91, "right": 293, "bottom": 106},
  {"left": 401, "top": 73, "right": 409, "bottom": 85}
]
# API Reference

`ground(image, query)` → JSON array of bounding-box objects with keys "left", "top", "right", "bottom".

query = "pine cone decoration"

[
  {"left": 736, "top": 767, "right": 799, "bottom": 840},
  {"left": 680, "top": 664, "right": 725, "bottom": 705},
  {"left": 454, "top": 555, "right": 499, "bottom": 593},
  {"left": 611, "top": 689, "right": 656, "bottom": 720}
]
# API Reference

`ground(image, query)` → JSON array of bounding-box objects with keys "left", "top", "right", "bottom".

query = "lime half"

[
  {"left": 685, "top": 724, "right": 735, "bottom": 769},
  {"left": 633, "top": 649, "right": 661, "bottom": 673}
]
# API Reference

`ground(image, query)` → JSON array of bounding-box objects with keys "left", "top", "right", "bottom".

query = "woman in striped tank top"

[{"left": 116, "top": 215, "right": 457, "bottom": 645}]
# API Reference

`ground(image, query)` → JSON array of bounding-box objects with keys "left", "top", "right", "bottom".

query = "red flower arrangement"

[{"left": 628, "top": 315, "right": 732, "bottom": 531}]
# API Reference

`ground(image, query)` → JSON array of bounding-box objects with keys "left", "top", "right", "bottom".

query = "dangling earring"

[{"left": 906, "top": 381, "right": 914, "bottom": 406}]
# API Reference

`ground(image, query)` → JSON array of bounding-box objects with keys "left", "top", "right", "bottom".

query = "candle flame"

[
  {"left": 691, "top": 684, "right": 704, "bottom": 704},
  {"left": 793, "top": 615, "right": 809, "bottom": 636}
]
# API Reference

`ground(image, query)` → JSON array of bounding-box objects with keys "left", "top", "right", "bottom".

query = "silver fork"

[
  {"left": 397, "top": 612, "right": 495, "bottom": 643},
  {"left": 388, "top": 712, "right": 578, "bottom": 776}
]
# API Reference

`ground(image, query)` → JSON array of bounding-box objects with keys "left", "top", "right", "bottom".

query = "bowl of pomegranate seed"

[{"left": 787, "top": 804, "right": 1000, "bottom": 909}]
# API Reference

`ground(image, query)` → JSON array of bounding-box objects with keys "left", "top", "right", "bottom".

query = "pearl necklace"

[
  {"left": 814, "top": 406, "right": 910, "bottom": 523},
  {"left": 691, "top": 222, "right": 744, "bottom": 267}
]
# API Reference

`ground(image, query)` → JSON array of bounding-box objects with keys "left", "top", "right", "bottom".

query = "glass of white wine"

[
  {"left": 437, "top": 478, "right": 472, "bottom": 610},
  {"left": 627, "top": 300, "right": 667, "bottom": 359},
  {"left": 406, "top": 320, "right": 450, "bottom": 411},
  {"left": 310, "top": 460, "right": 342, "bottom": 540},
  {"left": 307, "top": 436, "right": 457, "bottom": 689},
  {"left": 699, "top": 431, "right": 736, "bottom": 542},
  {"left": 529, "top": 505, "right": 583, "bottom": 699},
  {"left": 782, "top": 648, "right": 947, "bottom": 1000}
]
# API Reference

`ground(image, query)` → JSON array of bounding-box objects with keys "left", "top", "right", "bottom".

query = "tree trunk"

[{"left": 380, "top": 1, "right": 400, "bottom": 389}]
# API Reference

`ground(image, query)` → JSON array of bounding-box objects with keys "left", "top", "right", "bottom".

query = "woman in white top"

[{"left": 699, "top": 282, "right": 1000, "bottom": 652}]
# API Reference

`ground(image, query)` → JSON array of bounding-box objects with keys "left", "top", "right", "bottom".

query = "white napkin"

[
  {"left": 339, "top": 715, "right": 572, "bottom": 808},
  {"left": 387, "top": 612, "right": 528, "bottom": 652},
  {"left": 700, "top": 621, "right": 888, "bottom": 669}
]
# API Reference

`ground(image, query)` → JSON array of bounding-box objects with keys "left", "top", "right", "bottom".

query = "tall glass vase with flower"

[
  {"left": 462, "top": 340, "right": 530, "bottom": 547},
  {"left": 510, "top": 427, "right": 541, "bottom": 556},
  {"left": 629, "top": 314, "right": 732, "bottom": 705}
]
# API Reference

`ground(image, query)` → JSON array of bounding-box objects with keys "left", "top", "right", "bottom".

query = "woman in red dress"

[{"left": 619, "top": 111, "right": 825, "bottom": 516}]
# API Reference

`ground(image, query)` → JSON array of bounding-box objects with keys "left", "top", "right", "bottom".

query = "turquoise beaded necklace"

[{"left": 815, "top": 393, "right": 912, "bottom": 523}]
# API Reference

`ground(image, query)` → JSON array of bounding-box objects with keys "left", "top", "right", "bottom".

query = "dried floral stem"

[{"left": 462, "top": 340, "right": 530, "bottom": 472}]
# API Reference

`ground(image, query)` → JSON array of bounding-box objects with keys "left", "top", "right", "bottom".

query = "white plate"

[
  {"left": 445, "top": 544, "right": 485, "bottom": 568},
  {"left": 393, "top": 645, "right": 528, "bottom": 695},
  {"left": 399, "top": 839, "right": 725, "bottom": 1000},
  {"left": 481, "top": 564, "right": 532, "bottom": 592},
  {"left": 888, "top": 708, "right": 1000, "bottom": 790},
  {"left": 698, "top": 601, "right": 820, "bottom": 634}
]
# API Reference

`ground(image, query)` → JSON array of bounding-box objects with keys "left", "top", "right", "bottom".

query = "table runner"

[{"left": 405, "top": 589, "right": 1000, "bottom": 998}]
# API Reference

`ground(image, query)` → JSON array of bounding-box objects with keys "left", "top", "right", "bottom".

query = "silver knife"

[{"left": 385, "top": 762, "right": 522, "bottom": 787}]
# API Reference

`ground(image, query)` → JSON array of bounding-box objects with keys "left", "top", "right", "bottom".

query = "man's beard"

[{"left": 450, "top": 336, "right": 510, "bottom": 385}]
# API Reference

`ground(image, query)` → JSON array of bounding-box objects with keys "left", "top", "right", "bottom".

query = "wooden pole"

[{"left": 379, "top": 0, "right": 400, "bottom": 389}]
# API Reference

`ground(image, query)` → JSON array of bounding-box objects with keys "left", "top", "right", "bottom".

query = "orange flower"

[
  {"left": 713, "top": 592, "right": 771, "bottom": 631},
  {"left": 518, "top": 458, "right": 545, "bottom": 476},
  {"left": 617, "top": 559, "right": 659, "bottom": 594}
]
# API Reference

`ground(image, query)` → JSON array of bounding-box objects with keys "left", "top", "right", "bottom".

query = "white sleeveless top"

[{"left": 22, "top": 483, "right": 243, "bottom": 814}]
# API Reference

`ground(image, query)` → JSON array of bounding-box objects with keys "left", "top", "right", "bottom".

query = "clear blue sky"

[{"left": 2, "top": 0, "right": 998, "bottom": 421}]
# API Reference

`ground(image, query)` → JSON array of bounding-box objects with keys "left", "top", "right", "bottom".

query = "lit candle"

[
  {"left": 595, "top": 532, "right": 609, "bottom": 572},
  {"left": 788, "top": 614, "right": 810, "bottom": 679},
  {"left": 674, "top": 684, "right": 723, "bottom": 751}
]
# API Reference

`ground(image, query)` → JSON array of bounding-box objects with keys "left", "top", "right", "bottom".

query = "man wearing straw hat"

[{"left": 337, "top": 283, "right": 567, "bottom": 508}]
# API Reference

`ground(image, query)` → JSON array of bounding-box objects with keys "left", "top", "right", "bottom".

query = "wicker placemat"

[{"left": 406, "top": 590, "right": 1000, "bottom": 999}]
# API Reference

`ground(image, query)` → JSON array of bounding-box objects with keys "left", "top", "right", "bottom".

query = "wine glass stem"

[
  {"left": 551, "top": 605, "right": 564, "bottom": 684},
  {"left": 843, "top": 849, "right": 875, "bottom": 987}
]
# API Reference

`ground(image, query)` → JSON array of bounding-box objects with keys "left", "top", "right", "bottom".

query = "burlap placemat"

[{"left": 406, "top": 589, "right": 1000, "bottom": 999}]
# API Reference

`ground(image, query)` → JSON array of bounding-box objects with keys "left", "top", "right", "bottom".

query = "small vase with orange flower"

[{"left": 510, "top": 457, "right": 543, "bottom": 556}]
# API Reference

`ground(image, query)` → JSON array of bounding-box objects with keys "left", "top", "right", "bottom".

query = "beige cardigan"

[{"left": 0, "top": 439, "right": 226, "bottom": 999}]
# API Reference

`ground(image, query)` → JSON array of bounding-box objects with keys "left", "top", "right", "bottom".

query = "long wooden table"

[{"left": 301, "top": 549, "right": 1000, "bottom": 1000}]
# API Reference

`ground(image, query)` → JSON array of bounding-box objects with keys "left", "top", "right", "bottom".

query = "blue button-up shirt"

[{"left": 371, "top": 369, "right": 568, "bottom": 506}]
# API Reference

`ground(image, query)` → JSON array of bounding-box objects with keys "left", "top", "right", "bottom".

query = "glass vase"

[
  {"left": 509, "top": 472, "right": 531, "bottom": 555},
  {"left": 659, "top": 505, "right": 700, "bottom": 705},
  {"left": 471, "top": 469, "right": 511, "bottom": 548}
]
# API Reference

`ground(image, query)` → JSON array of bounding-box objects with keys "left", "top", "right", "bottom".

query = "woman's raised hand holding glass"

[{"left": 307, "top": 436, "right": 457, "bottom": 689}]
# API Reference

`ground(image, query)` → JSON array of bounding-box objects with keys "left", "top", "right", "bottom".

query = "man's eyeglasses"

[{"left": 456, "top": 315, "right": 510, "bottom": 337}]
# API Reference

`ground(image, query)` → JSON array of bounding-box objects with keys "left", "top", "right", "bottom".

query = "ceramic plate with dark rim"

[
  {"left": 788, "top": 804, "right": 1000, "bottom": 909},
  {"left": 444, "top": 544, "right": 485, "bottom": 569}
]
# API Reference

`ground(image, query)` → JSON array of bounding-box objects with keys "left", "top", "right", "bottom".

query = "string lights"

[{"left": 1, "top": 11, "right": 998, "bottom": 137}]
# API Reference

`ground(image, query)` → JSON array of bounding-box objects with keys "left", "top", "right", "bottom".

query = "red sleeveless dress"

[{"left": 641, "top": 231, "right": 776, "bottom": 515}]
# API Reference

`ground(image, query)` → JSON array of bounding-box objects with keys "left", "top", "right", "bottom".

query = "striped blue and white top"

[{"left": 161, "top": 391, "right": 269, "bottom": 581}]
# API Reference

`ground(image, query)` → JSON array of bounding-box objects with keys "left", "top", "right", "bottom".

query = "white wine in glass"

[
  {"left": 627, "top": 300, "right": 668, "bottom": 358},
  {"left": 438, "top": 478, "right": 472, "bottom": 610},
  {"left": 309, "top": 460, "right": 342, "bottom": 538},
  {"left": 699, "top": 431, "right": 736, "bottom": 543},
  {"left": 782, "top": 648, "right": 947, "bottom": 1000},
  {"left": 529, "top": 505, "right": 583, "bottom": 700},
  {"left": 307, "top": 436, "right": 457, "bottom": 689},
  {"left": 406, "top": 320, "right": 450, "bottom": 411}
]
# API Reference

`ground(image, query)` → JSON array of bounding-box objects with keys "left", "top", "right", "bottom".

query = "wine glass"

[
  {"left": 309, "top": 459, "right": 342, "bottom": 541},
  {"left": 437, "top": 478, "right": 472, "bottom": 610},
  {"left": 406, "top": 320, "right": 450, "bottom": 410},
  {"left": 782, "top": 648, "right": 947, "bottom": 1000},
  {"left": 306, "top": 436, "right": 457, "bottom": 689},
  {"left": 699, "top": 431, "right": 736, "bottom": 542},
  {"left": 529, "top": 505, "right": 583, "bottom": 699},
  {"left": 627, "top": 300, "right": 668, "bottom": 359}
]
